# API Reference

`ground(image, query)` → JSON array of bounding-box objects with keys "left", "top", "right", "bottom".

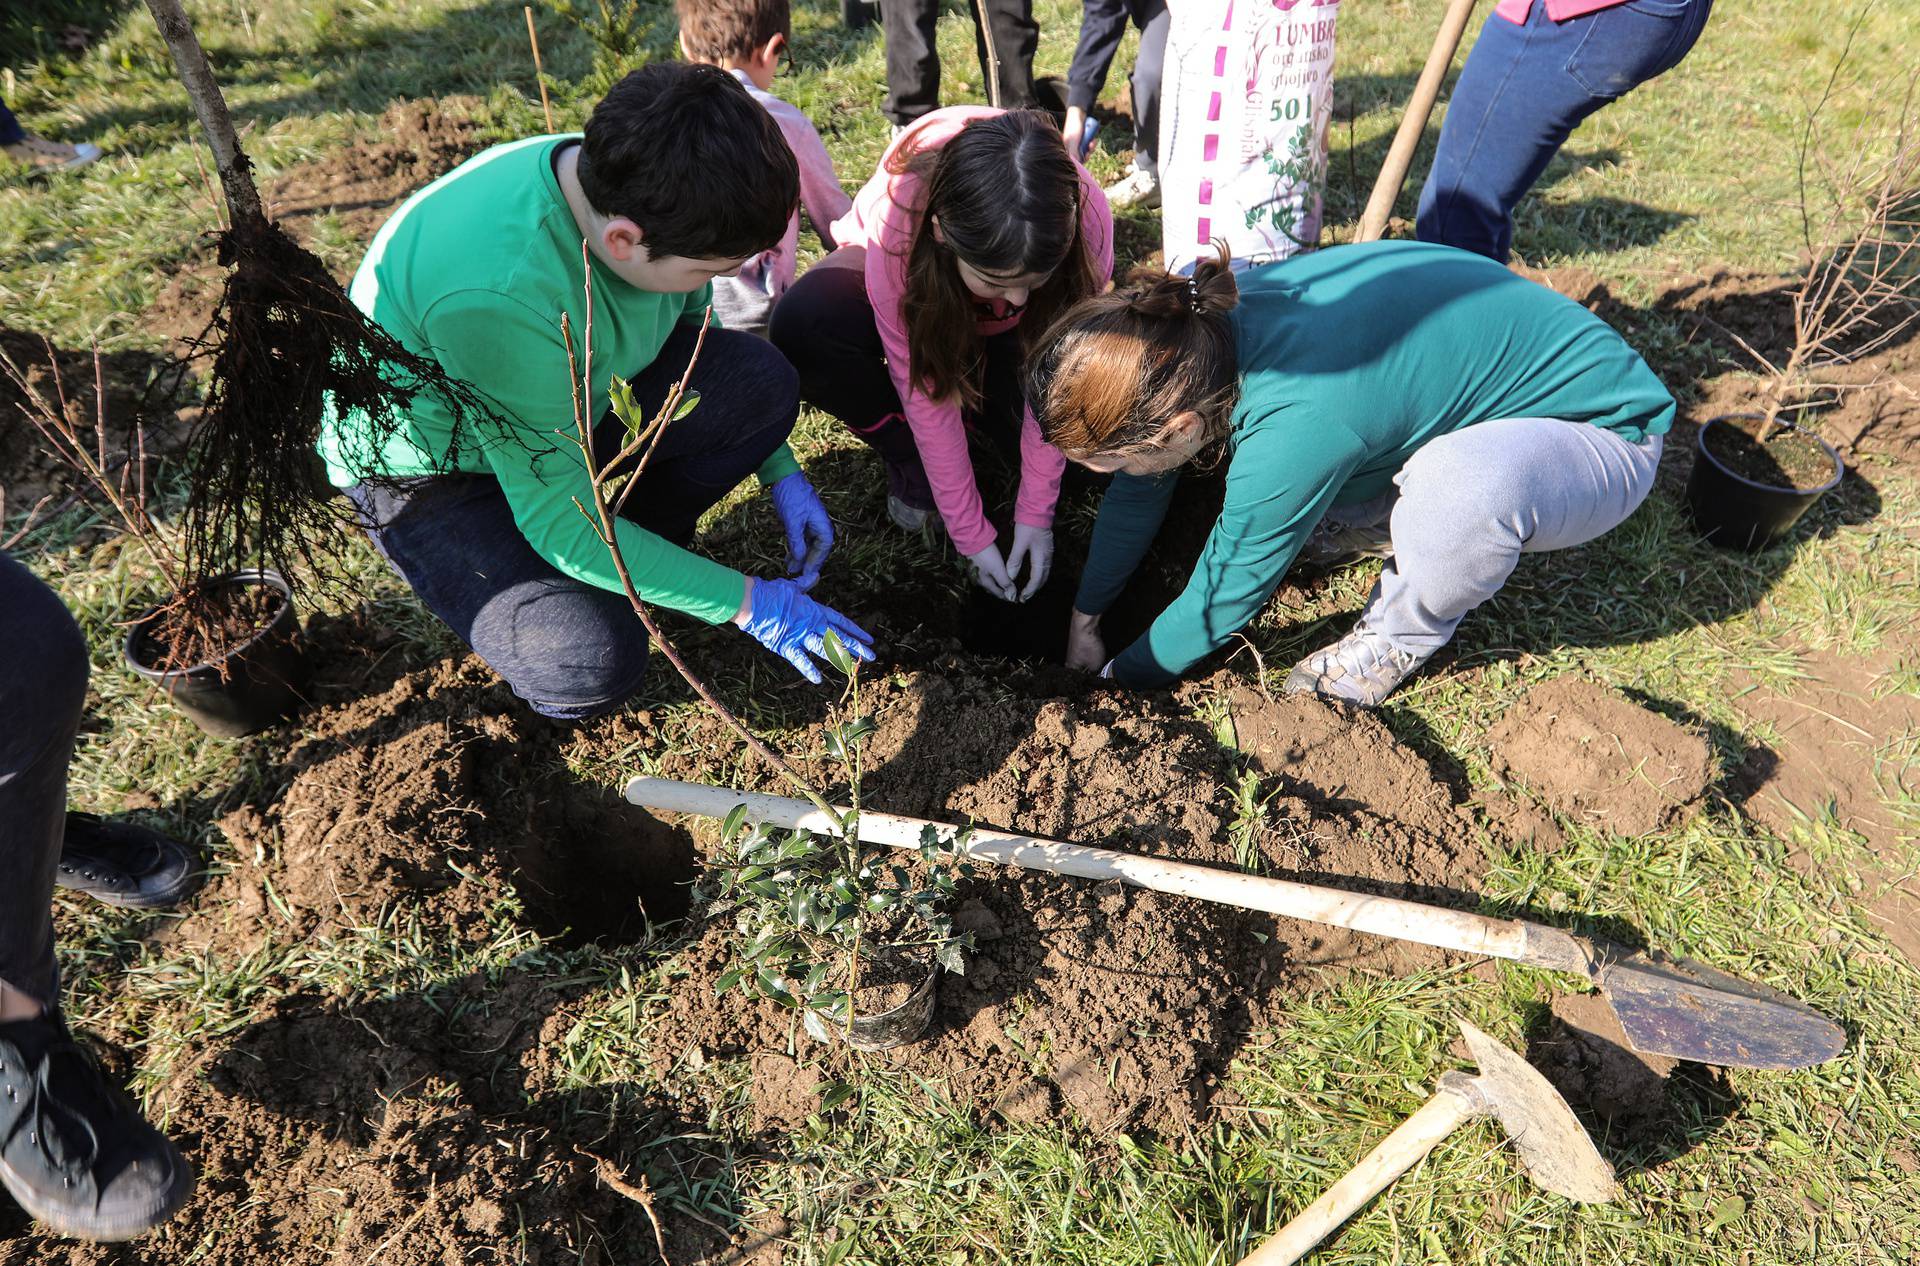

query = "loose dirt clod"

[{"left": 1487, "top": 678, "right": 1713, "bottom": 836}]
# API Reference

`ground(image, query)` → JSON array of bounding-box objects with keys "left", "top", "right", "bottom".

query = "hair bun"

[{"left": 1123, "top": 242, "right": 1240, "bottom": 320}]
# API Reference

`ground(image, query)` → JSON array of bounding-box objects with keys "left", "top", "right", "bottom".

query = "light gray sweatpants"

[{"left": 1329, "top": 417, "right": 1664, "bottom": 654}]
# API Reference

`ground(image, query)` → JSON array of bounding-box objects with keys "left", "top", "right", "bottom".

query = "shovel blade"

[{"left": 1600, "top": 953, "right": 1846, "bottom": 1070}]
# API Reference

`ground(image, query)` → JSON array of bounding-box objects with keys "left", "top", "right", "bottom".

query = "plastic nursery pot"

[
  {"left": 124, "top": 569, "right": 312, "bottom": 739},
  {"left": 1684, "top": 412, "right": 1843, "bottom": 552},
  {"left": 804, "top": 959, "right": 942, "bottom": 1053}
]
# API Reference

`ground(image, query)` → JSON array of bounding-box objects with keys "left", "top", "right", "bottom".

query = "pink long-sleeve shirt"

[
  {"left": 732, "top": 70, "right": 853, "bottom": 300},
  {"left": 829, "top": 107, "right": 1115, "bottom": 557}
]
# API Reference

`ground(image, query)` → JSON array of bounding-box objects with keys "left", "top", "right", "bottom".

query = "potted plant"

[
  {"left": 709, "top": 641, "right": 974, "bottom": 1051},
  {"left": 2, "top": 342, "right": 310, "bottom": 737},
  {"left": 1686, "top": 57, "right": 1917, "bottom": 551}
]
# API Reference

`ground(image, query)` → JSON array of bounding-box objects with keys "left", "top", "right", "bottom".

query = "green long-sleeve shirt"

[
  {"left": 318, "top": 135, "right": 798, "bottom": 625},
  {"left": 1079, "top": 241, "right": 1676, "bottom": 687}
]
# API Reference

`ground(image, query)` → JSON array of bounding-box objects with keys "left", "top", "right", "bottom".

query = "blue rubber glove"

[
  {"left": 768, "top": 472, "right": 834, "bottom": 591},
  {"left": 738, "top": 577, "right": 876, "bottom": 684}
]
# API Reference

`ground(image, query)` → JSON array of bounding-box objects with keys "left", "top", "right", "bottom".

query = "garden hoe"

[
  {"left": 626, "top": 778, "right": 1847, "bottom": 1071},
  {"left": 1234, "top": 1018, "right": 1616, "bottom": 1266}
]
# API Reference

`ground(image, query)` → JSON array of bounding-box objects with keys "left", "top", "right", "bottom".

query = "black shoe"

[
  {"left": 57, "top": 814, "right": 202, "bottom": 910},
  {"left": 0, "top": 1014, "right": 193, "bottom": 1241}
]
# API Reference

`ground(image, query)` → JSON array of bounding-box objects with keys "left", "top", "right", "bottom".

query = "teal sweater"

[{"left": 1080, "top": 242, "right": 1675, "bottom": 687}]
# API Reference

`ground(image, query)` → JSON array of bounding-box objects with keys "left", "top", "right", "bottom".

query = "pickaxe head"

[{"left": 1439, "top": 1020, "right": 1619, "bottom": 1204}]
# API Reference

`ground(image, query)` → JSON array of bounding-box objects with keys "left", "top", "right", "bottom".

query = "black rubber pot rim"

[
  {"left": 124, "top": 568, "right": 295, "bottom": 677},
  {"left": 1695, "top": 411, "right": 1844, "bottom": 496}
]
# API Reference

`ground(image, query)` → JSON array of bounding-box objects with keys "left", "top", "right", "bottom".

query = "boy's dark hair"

[
  {"left": 578, "top": 62, "right": 797, "bottom": 261},
  {"left": 676, "top": 0, "right": 790, "bottom": 64}
]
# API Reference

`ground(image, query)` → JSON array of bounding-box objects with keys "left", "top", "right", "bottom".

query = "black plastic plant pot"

[
  {"left": 124, "top": 569, "right": 311, "bottom": 738},
  {"left": 804, "top": 961, "right": 941, "bottom": 1052},
  {"left": 1684, "top": 413, "right": 1843, "bottom": 553}
]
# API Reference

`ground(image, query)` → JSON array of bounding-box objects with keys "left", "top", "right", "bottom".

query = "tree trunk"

[{"left": 142, "top": 0, "right": 267, "bottom": 228}]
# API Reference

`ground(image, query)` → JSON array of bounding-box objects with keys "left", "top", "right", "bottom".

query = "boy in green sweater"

[{"left": 321, "top": 63, "right": 871, "bottom": 718}]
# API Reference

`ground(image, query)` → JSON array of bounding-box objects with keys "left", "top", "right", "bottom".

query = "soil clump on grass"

[
  {"left": 1729, "top": 645, "right": 1920, "bottom": 965},
  {"left": 178, "top": 651, "right": 694, "bottom": 958},
  {"left": 1487, "top": 677, "right": 1713, "bottom": 837},
  {"left": 644, "top": 668, "right": 1486, "bottom": 1136},
  {"left": 268, "top": 97, "right": 489, "bottom": 252}
]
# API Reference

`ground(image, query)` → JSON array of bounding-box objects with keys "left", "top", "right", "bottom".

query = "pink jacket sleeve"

[{"left": 864, "top": 153, "right": 1116, "bottom": 556}]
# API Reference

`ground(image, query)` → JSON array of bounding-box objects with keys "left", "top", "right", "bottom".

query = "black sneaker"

[
  {"left": 57, "top": 814, "right": 203, "bottom": 911},
  {"left": 0, "top": 1014, "right": 193, "bottom": 1241}
]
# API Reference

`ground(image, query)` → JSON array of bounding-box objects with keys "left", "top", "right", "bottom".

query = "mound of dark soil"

[
  {"left": 1487, "top": 678, "right": 1712, "bottom": 837},
  {"left": 1529, "top": 991, "right": 1676, "bottom": 1137},
  {"left": 646, "top": 669, "right": 1486, "bottom": 1136},
  {"left": 29, "top": 971, "right": 728, "bottom": 1266},
  {"left": 180, "top": 654, "right": 694, "bottom": 957}
]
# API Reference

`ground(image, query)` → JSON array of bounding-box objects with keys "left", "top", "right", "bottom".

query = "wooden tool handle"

[
  {"left": 625, "top": 778, "right": 1592, "bottom": 973},
  {"left": 1355, "top": 0, "right": 1479, "bottom": 243},
  {"left": 1237, "top": 1080, "right": 1479, "bottom": 1266}
]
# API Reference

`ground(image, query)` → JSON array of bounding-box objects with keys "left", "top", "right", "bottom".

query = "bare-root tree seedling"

[
  {"left": 141, "top": 0, "right": 509, "bottom": 605},
  {"left": 1727, "top": 24, "right": 1920, "bottom": 435},
  {"left": 1, "top": 342, "right": 196, "bottom": 637},
  {"left": 558, "top": 245, "right": 972, "bottom": 1038}
]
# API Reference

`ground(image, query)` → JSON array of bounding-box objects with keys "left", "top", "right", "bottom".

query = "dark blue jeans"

[
  {"left": 0, "top": 552, "right": 90, "bottom": 1008},
  {"left": 0, "top": 103, "right": 24, "bottom": 146},
  {"left": 1416, "top": 0, "right": 1714, "bottom": 262},
  {"left": 348, "top": 325, "right": 799, "bottom": 721}
]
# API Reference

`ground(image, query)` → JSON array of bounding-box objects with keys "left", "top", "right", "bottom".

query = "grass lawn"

[{"left": 3, "top": 1, "right": 1919, "bottom": 1263}]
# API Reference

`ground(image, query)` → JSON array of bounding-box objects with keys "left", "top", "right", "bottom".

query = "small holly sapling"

[{"left": 711, "top": 634, "right": 975, "bottom": 1038}]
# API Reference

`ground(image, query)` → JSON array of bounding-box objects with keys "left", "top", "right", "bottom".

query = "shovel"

[
  {"left": 1355, "top": 0, "right": 1480, "bottom": 243},
  {"left": 1236, "top": 1019, "right": 1615, "bottom": 1266},
  {"left": 626, "top": 777, "right": 1846, "bottom": 1070}
]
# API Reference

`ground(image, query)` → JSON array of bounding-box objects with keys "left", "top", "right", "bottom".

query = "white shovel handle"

[
  {"left": 1237, "top": 1079, "right": 1479, "bottom": 1266},
  {"left": 624, "top": 778, "right": 1590, "bottom": 973}
]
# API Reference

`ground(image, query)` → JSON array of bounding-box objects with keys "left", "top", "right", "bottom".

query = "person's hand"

[
  {"left": 734, "top": 577, "right": 875, "bottom": 683},
  {"left": 768, "top": 472, "right": 834, "bottom": 591},
  {"left": 965, "top": 542, "right": 1019, "bottom": 601},
  {"left": 1066, "top": 608, "right": 1106, "bottom": 672},
  {"left": 1006, "top": 523, "right": 1053, "bottom": 602},
  {"left": 1063, "top": 106, "right": 1089, "bottom": 161}
]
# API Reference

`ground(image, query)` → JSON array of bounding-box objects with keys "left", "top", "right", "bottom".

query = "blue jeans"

[
  {"left": 0, "top": 552, "right": 90, "bottom": 1007},
  {"left": 0, "top": 104, "right": 24, "bottom": 146},
  {"left": 347, "top": 325, "right": 798, "bottom": 721},
  {"left": 1416, "top": 0, "right": 1714, "bottom": 262}
]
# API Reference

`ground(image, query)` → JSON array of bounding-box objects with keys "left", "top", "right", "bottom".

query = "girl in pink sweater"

[{"left": 771, "top": 108, "right": 1114, "bottom": 602}]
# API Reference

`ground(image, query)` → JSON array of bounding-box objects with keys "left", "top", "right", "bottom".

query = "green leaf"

[
  {"left": 817, "top": 1080, "right": 856, "bottom": 1112},
  {"left": 714, "top": 966, "right": 747, "bottom": 995},
  {"left": 671, "top": 389, "right": 702, "bottom": 422},
  {"left": 721, "top": 803, "right": 749, "bottom": 842},
  {"left": 1707, "top": 1196, "right": 1746, "bottom": 1232},
  {"left": 935, "top": 940, "right": 967, "bottom": 975},
  {"left": 821, "top": 629, "right": 855, "bottom": 677}
]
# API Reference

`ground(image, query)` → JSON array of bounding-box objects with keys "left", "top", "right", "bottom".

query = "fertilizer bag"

[{"left": 1160, "top": 0, "right": 1342, "bottom": 273}]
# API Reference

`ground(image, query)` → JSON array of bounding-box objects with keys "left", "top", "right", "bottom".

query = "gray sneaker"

[
  {"left": 1297, "top": 518, "right": 1394, "bottom": 570},
  {"left": 886, "top": 495, "right": 940, "bottom": 534},
  {"left": 1284, "top": 625, "right": 1431, "bottom": 707}
]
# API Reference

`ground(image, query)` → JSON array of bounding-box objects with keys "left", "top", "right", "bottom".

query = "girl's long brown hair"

[
  {"left": 894, "top": 110, "right": 1100, "bottom": 407},
  {"left": 1024, "top": 247, "right": 1242, "bottom": 461}
]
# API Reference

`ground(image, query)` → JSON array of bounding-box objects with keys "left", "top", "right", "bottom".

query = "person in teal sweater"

[
  {"left": 321, "top": 63, "right": 871, "bottom": 719},
  {"left": 1024, "top": 241, "right": 1674, "bottom": 704}
]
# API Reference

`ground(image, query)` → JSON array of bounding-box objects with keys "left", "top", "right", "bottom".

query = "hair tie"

[{"left": 1187, "top": 275, "right": 1202, "bottom": 312}]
